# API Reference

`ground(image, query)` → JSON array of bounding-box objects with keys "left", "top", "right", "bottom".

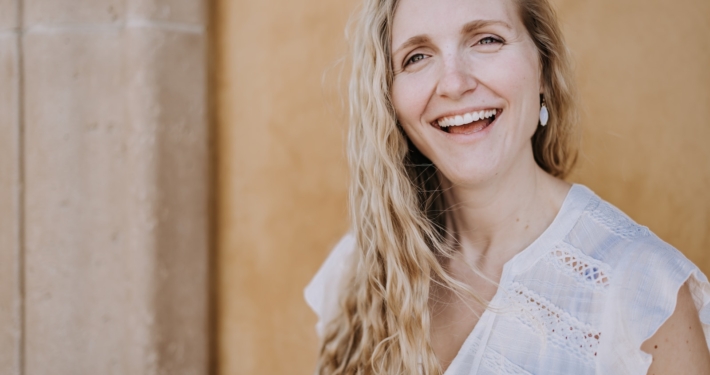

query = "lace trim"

[
  {"left": 585, "top": 197, "right": 650, "bottom": 239},
  {"left": 545, "top": 243, "right": 610, "bottom": 289},
  {"left": 505, "top": 282, "right": 602, "bottom": 362},
  {"left": 481, "top": 348, "right": 533, "bottom": 375},
  {"left": 468, "top": 341, "right": 533, "bottom": 375}
]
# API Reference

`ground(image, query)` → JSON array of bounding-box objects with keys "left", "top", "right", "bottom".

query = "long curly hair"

[{"left": 315, "top": 0, "right": 579, "bottom": 374}]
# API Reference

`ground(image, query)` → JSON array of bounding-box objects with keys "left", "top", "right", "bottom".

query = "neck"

[{"left": 440, "top": 153, "right": 570, "bottom": 274}]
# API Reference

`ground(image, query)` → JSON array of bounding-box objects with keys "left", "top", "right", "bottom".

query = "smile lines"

[{"left": 436, "top": 109, "right": 498, "bottom": 128}]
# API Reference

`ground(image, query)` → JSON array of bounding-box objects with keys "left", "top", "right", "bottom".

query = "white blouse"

[{"left": 305, "top": 184, "right": 710, "bottom": 374}]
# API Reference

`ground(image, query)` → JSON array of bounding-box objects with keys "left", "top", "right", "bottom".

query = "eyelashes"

[
  {"left": 478, "top": 36, "right": 504, "bottom": 45},
  {"left": 404, "top": 53, "right": 426, "bottom": 67}
]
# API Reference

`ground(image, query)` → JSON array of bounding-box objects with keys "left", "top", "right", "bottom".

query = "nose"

[{"left": 435, "top": 52, "right": 477, "bottom": 100}]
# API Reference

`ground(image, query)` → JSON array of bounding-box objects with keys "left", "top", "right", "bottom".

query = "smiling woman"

[{"left": 303, "top": 0, "right": 710, "bottom": 374}]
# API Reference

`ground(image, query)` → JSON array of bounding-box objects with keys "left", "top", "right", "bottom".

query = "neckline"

[
  {"left": 499, "top": 183, "right": 594, "bottom": 280},
  {"left": 442, "top": 183, "right": 595, "bottom": 375}
]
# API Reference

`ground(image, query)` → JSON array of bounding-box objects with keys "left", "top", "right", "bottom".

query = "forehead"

[{"left": 391, "top": 0, "right": 521, "bottom": 46}]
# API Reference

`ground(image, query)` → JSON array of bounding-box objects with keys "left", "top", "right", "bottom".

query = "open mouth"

[{"left": 432, "top": 109, "right": 501, "bottom": 135}]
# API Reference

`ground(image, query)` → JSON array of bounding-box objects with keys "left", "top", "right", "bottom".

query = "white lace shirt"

[{"left": 305, "top": 184, "right": 710, "bottom": 374}]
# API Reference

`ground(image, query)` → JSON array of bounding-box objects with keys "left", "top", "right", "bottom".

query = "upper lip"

[{"left": 430, "top": 107, "right": 502, "bottom": 124}]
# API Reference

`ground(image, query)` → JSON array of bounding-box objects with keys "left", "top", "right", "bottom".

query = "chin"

[{"left": 438, "top": 163, "right": 501, "bottom": 188}]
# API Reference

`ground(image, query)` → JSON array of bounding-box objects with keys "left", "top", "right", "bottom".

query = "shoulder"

[
  {"left": 564, "top": 186, "right": 710, "bottom": 372},
  {"left": 569, "top": 188, "right": 703, "bottom": 289},
  {"left": 566, "top": 188, "right": 699, "bottom": 291},
  {"left": 304, "top": 233, "right": 357, "bottom": 336}
]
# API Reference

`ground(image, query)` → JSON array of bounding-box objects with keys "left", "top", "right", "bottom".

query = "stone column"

[
  {"left": 0, "top": 0, "right": 211, "bottom": 374},
  {"left": 0, "top": 0, "right": 22, "bottom": 374}
]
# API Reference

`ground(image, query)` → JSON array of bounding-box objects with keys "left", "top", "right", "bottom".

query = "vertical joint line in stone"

[{"left": 15, "top": 0, "right": 25, "bottom": 374}]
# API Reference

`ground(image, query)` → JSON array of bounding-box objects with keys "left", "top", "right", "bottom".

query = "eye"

[
  {"left": 477, "top": 36, "right": 504, "bottom": 46},
  {"left": 404, "top": 53, "right": 426, "bottom": 67}
]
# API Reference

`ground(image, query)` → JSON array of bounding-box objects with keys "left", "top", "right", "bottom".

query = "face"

[{"left": 390, "top": 0, "right": 542, "bottom": 187}]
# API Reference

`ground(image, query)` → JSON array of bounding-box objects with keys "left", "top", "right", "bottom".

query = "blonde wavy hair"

[{"left": 316, "top": 0, "right": 578, "bottom": 374}]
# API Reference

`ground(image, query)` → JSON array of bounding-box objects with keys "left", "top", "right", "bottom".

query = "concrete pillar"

[
  {"left": 0, "top": 0, "right": 22, "bottom": 374},
  {"left": 0, "top": 0, "right": 210, "bottom": 374}
]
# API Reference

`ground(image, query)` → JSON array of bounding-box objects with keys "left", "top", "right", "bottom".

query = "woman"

[{"left": 305, "top": 0, "right": 710, "bottom": 373}]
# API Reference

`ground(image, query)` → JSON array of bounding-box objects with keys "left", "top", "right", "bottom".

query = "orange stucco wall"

[{"left": 214, "top": 0, "right": 710, "bottom": 373}]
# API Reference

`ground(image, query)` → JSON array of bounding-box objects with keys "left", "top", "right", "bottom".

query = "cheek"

[
  {"left": 473, "top": 52, "right": 541, "bottom": 133},
  {"left": 475, "top": 55, "right": 539, "bottom": 100},
  {"left": 508, "top": 57, "right": 544, "bottom": 134},
  {"left": 391, "top": 71, "right": 436, "bottom": 125},
  {"left": 391, "top": 76, "right": 436, "bottom": 152}
]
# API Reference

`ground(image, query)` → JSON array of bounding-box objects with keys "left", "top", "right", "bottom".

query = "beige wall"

[{"left": 215, "top": 0, "right": 710, "bottom": 374}]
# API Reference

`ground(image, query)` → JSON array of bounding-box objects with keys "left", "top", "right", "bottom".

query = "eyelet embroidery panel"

[
  {"left": 545, "top": 243, "right": 610, "bottom": 289},
  {"left": 504, "top": 282, "right": 603, "bottom": 363},
  {"left": 585, "top": 198, "right": 650, "bottom": 239}
]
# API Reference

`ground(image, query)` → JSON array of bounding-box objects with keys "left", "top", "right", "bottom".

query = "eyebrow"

[
  {"left": 392, "top": 35, "right": 431, "bottom": 58},
  {"left": 461, "top": 19, "right": 512, "bottom": 35},
  {"left": 392, "top": 19, "right": 513, "bottom": 58}
]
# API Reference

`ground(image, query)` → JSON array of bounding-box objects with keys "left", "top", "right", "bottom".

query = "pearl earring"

[{"left": 539, "top": 96, "right": 549, "bottom": 127}]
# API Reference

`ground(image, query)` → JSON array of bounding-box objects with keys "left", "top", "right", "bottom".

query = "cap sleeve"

[
  {"left": 598, "top": 237, "right": 710, "bottom": 373},
  {"left": 304, "top": 233, "right": 356, "bottom": 337}
]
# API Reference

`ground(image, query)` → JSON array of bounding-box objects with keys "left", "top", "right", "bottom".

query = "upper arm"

[{"left": 641, "top": 281, "right": 710, "bottom": 375}]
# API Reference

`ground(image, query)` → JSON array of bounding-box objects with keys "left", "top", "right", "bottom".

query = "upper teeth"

[{"left": 437, "top": 109, "right": 497, "bottom": 127}]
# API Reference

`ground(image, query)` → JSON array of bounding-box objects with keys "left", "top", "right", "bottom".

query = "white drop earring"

[{"left": 539, "top": 96, "right": 549, "bottom": 127}]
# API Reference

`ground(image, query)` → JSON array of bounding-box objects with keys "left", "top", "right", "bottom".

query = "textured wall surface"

[
  {"left": 215, "top": 0, "right": 710, "bottom": 374},
  {"left": 214, "top": 0, "right": 355, "bottom": 374},
  {"left": 0, "top": 0, "right": 211, "bottom": 374},
  {"left": 0, "top": 1, "right": 21, "bottom": 373}
]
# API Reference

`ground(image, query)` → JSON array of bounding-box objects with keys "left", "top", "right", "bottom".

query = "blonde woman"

[{"left": 305, "top": 0, "right": 710, "bottom": 373}]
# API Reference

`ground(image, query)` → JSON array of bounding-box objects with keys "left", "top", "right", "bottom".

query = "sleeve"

[
  {"left": 597, "top": 236, "right": 710, "bottom": 374},
  {"left": 304, "top": 233, "right": 357, "bottom": 337}
]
